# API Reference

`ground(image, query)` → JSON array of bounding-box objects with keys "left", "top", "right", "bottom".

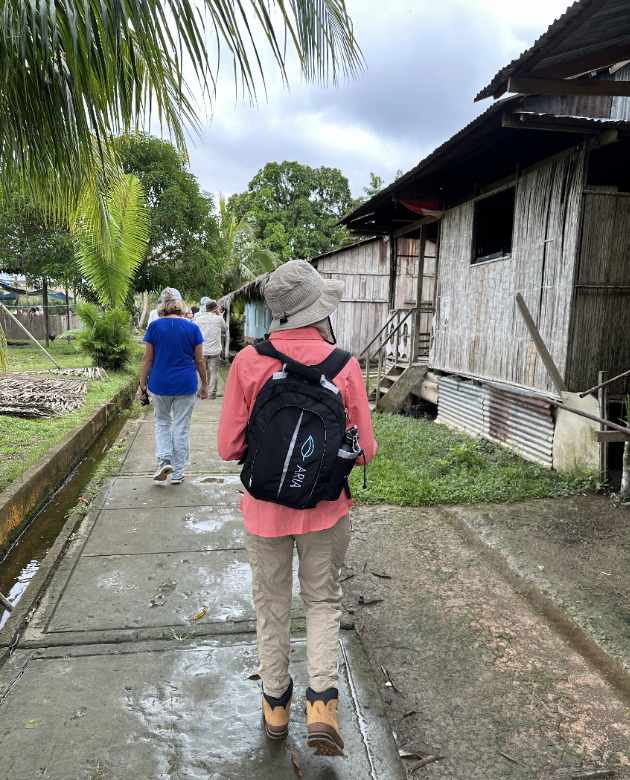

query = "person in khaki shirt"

[{"left": 196, "top": 298, "right": 227, "bottom": 399}]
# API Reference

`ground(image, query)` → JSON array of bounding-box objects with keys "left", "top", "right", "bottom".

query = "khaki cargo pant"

[
  {"left": 204, "top": 353, "right": 221, "bottom": 396},
  {"left": 244, "top": 514, "right": 351, "bottom": 699}
]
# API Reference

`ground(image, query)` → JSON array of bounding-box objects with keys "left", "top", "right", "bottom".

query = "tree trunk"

[
  {"left": 138, "top": 291, "right": 149, "bottom": 329},
  {"left": 622, "top": 441, "right": 630, "bottom": 501},
  {"left": 42, "top": 279, "right": 49, "bottom": 347}
]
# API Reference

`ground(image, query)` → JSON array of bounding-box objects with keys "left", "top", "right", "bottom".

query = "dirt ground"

[{"left": 342, "top": 498, "right": 630, "bottom": 780}]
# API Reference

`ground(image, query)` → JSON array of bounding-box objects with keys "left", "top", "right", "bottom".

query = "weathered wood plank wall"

[
  {"left": 316, "top": 238, "right": 390, "bottom": 355},
  {"left": 432, "top": 149, "right": 585, "bottom": 394},
  {"left": 567, "top": 189, "right": 630, "bottom": 394}
]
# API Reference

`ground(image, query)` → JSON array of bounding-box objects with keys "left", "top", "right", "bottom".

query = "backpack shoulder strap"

[
  {"left": 253, "top": 339, "right": 280, "bottom": 360},
  {"left": 316, "top": 348, "right": 352, "bottom": 380}
]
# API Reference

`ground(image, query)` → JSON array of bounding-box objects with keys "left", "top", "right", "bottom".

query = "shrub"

[{"left": 70, "top": 302, "right": 139, "bottom": 370}]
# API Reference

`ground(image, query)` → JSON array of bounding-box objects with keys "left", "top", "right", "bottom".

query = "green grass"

[
  {"left": 0, "top": 340, "right": 139, "bottom": 492},
  {"left": 350, "top": 414, "right": 597, "bottom": 506}
]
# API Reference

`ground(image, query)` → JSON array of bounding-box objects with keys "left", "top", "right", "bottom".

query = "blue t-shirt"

[{"left": 144, "top": 317, "right": 203, "bottom": 396}]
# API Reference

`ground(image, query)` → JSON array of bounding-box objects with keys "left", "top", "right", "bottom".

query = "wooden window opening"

[{"left": 471, "top": 186, "right": 516, "bottom": 265}]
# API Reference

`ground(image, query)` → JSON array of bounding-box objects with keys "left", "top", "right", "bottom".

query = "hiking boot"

[
  {"left": 306, "top": 687, "right": 344, "bottom": 756},
  {"left": 153, "top": 459, "right": 172, "bottom": 481},
  {"left": 262, "top": 679, "right": 293, "bottom": 740}
]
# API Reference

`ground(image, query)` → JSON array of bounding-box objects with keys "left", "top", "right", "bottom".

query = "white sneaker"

[{"left": 153, "top": 460, "right": 173, "bottom": 481}]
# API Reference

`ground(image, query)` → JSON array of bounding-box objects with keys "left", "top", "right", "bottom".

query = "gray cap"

[
  {"left": 201, "top": 297, "right": 218, "bottom": 313},
  {"left": 160, "top": 287, "right": 182, "bottom": 301},
  {"left": 264, "top": 260, "right": 344, "bottom": 333}
]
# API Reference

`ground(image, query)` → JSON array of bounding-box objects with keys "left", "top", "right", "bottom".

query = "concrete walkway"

[{"left": 0, "top": 395, "right": 403, "bottom": 780}]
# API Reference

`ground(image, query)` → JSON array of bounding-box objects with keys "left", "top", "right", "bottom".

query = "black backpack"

[{"left": 240, "top": 339, "right": 359, "bottom": 509}]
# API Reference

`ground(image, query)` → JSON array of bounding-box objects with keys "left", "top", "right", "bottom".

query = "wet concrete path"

[{"left": 0, "top": 394, "right": 403, "bottom": 780}]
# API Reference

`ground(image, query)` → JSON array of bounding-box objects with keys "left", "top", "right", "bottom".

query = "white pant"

[{"left": 151, "top": 393, "right": 196, "bottom": 479}]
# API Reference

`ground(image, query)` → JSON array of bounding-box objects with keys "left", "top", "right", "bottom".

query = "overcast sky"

[{"left": 184, "top": 0, "right": 573, "bottom": 200}]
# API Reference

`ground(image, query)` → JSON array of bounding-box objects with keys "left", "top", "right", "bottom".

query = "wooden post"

[
  {"left": 42, "top": 279, "right": 49, "bottom": 348},
  {"left": 365, "top": 348, "right": 370, "bottom": 395},
  {"left": 622, "top": 441, "right": 630, "bottom": 501},
  {"left": 224, "top": 304, "right": 231, "bottom": 359},
  {"left": 376, "top": 349, "right": 383, "bottom": 408},
  {"left": 0, "top": 304, "right": 61, "bottom": 368},
  {"left": 65, "top": 287, "right": 71, "bottom": 343},
  {"left": 598, "top": 371, "right": 608, "bottom": 484},
  {"left": 0, "top": 591, "right": 13, "bottom": 613},
  {"left": 515, "top": 293, "right": 567, "bottom": 394}
]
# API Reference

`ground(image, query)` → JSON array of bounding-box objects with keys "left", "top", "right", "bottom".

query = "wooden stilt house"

[{"left": 341, "top": 0, "right": 630, "bottom": 469}]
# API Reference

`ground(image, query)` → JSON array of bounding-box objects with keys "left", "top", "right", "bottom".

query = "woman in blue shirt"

[{"left": 137, "top": 288, "right": 208, "bottom": 484}]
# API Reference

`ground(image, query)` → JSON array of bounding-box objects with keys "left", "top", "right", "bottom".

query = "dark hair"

[{"left": 191, "top": 306, "right": 199, "bottom": 314}]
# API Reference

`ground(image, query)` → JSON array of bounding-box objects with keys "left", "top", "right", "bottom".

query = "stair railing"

[{"left": 361, "top": 308, "right": 416, "bottom": 401}]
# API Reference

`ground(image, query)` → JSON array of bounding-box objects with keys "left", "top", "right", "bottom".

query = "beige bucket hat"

[{"left": 264, "top": 260, "right": 345, "bottom": 333}]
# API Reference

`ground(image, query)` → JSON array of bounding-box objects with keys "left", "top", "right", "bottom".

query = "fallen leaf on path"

[
  {"left": 371, "top": 572, "right": 392, "bottom": 579},
  {"left": 292, "top": 746, "right": 302, "bottom": 776},
  {"left": 498, "top": 751, "right": 518, "bottom": 763},
  {"left": 339, "top": 573, "right": 355, "bottom": 582},
  {"left": 399, "top": 749, "right": 430, "bottom": 759},
  {"left": 362, "top": 563, "right": 367, "bottom": 573},
  {"left": 411, "top": 755, "right": 444, "bottom": 771},
  {"left": 25, "top": 719, "right": 40, "bottom": 729},
  {"left": 77, "top": 497, "right": 88, "bottom": 504},
  {"left": 247, "top": 673, "right": 261, "bottom": 680},
  {"left": 402, "top": 710, "right": 418, "bottom": 718},
  {"left": 449, "top": 704, "right": 459, "bottom": 716},
  {"left": 191, "top": 608, "right": 207, "bottom": 621}
]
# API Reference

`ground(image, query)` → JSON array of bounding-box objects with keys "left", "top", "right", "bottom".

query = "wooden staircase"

[{"left": 367, "top": 363, "right": 428, "bottom": 413}]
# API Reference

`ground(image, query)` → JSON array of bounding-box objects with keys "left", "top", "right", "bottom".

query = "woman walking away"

[
  {"left": 137, "top": 288, "right": 208, "bottom": 484},
  {"left": 218, "top": 260, "right": 376, "bottom": 757}
]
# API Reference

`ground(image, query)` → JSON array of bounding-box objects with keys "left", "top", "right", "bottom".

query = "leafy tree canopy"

[
  {"left": 228, "top": 161, "right": 356, "bottom": 262},
  {"left": 0, "top": 198, "right": 82, "bottom": 289},
  {"left": 115, "top": 135, "right": 224, "bottom": 300}
]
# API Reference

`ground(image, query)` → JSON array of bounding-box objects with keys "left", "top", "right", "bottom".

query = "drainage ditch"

[{"left": 0, "top": 408, "right": 133, "bottom": 629}]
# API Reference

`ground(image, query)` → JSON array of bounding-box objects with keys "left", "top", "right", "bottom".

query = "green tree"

[
  {"left": 217, "top": 197, "right": 279, "bottom": 294},
  {"left": 0, "top": 201, "right": 80, "bottom": 290},
  {"left": 228, "top": 161, "right": 356, "bottom": 262},
  {"left": 115, "top": 135, "right": 223, "bottom": 300},
  {"left": 363, "top": 172, "right": 385, "bottom": 199}
]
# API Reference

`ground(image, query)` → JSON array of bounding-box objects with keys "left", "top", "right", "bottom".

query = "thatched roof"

[{"left": 218, "top": 272, "right": 272, "bottom": 309}]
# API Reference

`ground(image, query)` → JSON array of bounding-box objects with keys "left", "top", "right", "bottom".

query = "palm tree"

[
  {"left": 217, "top": 195, "right": 280, "bottom": 293},
  {"left": 0, "top": 0, "right": 362, "bottom": 367},
  {"left": 0, "top": 0, "right": 363, "bottom": 214}
]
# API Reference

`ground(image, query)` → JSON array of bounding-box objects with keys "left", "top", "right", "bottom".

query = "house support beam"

[{"left": 506, "top": 75, "right": 630, "bottom": 98}]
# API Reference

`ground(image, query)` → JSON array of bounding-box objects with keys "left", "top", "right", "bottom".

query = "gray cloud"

[{"left": 185, "top": 0, "right": 573, "bottom": 199}]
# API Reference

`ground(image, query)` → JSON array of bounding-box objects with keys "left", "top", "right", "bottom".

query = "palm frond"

[
  {"left": 73, "top": 174, "right": 149, "bottom": 308},
  {"left": 0, "top": 1, "right": 362, "bottom": 215}
]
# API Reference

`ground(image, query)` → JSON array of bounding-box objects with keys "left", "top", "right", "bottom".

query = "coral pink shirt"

[{"left": 217, "top": 328, "right": 377, "bottom": 537}]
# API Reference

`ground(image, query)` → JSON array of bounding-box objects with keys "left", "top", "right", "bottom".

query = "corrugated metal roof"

[{"left": 476, "top": 0, "right": 630, "bottom": 101}]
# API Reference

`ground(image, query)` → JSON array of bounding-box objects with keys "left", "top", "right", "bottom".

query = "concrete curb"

[
  {"left": 0, "top": 378, "right": 136, "bottom": 557},
  {"left": 0, "top": 414, "right": 141, "bottom": 662}
]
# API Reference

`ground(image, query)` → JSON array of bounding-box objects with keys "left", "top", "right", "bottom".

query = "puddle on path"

[{"left": 0, "top": 408, "right": 133, "bottom": 628}]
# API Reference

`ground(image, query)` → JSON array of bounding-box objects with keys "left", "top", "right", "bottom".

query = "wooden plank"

[
  {"left": 595, "top": 430, "right": 630, "bottom": 443},
  {"left": 516, "top": 294, "right": 568, "bottom": 393},
  {"left": 393, "top": 216, "right": 435, "bottom": 238},
  {"left": 502, "top": 112, "right": 602, "bottom": 134},
  {"left": 507, "top": 76, "right": 630, "bottom": 98}
]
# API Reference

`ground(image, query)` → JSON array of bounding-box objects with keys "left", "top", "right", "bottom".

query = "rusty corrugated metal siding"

[{"left": 436, "top": 377, "right": 554, "bottom": 466}]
